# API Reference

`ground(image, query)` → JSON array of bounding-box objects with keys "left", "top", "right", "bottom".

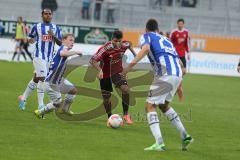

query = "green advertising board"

[{"left": 0, "top": 20, "right": 118, "bottom": 44}]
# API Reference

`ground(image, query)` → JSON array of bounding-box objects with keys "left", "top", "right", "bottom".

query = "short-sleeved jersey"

[
  {"left": 170, "top": 28, "right": 189, "bottom": 57},
  {"left": 91, "top": 40, "right": 131, "bottom": 78},
  {"left": 15, "top": 22, "right": 26, "bottom": 40},
  {"left": 46, "top": 45, "right": 68, "bottom": 85},
  {"left": 29, "top": 23, "right": 62, "bottom": 62},
  {"left": 140, "top": 32, "right": 182, "bottom": 77}
]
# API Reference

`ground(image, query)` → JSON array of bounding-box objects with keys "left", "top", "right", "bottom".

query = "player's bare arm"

[
  {"left": 48, "top": 29, "right": 62, "bottom": 46},
  {"left": 179, "top": 59, "right": 186, "bottom": 75},
  {"left": 128, "top": 42, "right": 137, "bottom": 57},
  {"left": 89, "top": 58, "right": 103, "bottom": 79},
  {"left": 60, "top": 50, "right": 82, "bottom": 57},
  {"left": 122, "top": 44, "right": 150, "bottom": 75}
]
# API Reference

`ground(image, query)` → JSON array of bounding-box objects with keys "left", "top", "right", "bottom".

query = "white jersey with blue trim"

[
  {"left": 46, "top": 45, "right": 68, "bottom": 85},
  {"left": 140, "top": 32, "right": 182, "bottom": 77},
  {"left": 29, "top": 22, "right": 62, "bottom": 62}
]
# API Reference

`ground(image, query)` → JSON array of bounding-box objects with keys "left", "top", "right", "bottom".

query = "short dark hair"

[
  {"left": 112, "top": 30, "right": 123, "bottom": 39},
  {"left": 177, "top": 18, "right": 185, "bottom": 24},
  {"left": 41, "top": 8, "right": 52, "bottom": 15},
  {"left": 146, "top": 19, "right": 159, "bottom": 32}
]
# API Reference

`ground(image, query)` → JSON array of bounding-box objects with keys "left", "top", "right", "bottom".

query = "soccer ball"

[{"left": 107, "top": 114, "right": 123, "bottom": 129}]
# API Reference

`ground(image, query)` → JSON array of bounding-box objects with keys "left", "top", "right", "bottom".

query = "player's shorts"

[
  {"left": 180, "top": 56, "right": 186, "bottom": 68},
  {"left": 45, "top": 79, "right": 75, "bottom": 104},
  {"left": 33, "top": 57, "right": 49, "bottom": 77},
  {"left": 147, "top": 75, "right": 182, "bottom": 105},
  {"left": 100, "top": 73, "right": 128, "bottom": 92}
]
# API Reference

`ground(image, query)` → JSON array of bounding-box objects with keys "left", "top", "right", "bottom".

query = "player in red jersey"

[
  {"left": 170, "top": 18, "right": 190, "bottom": 102},
  {"left": 89, "top": 30, "right": 136, "bottom": 124}
]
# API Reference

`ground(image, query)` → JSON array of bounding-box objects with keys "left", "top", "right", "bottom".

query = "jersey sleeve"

[
  {"left": 185, "top": 31, "right": 190, "bottom": 53},
  {"left": 140, "top": 34, "right": 151, "bottom": 47},
  {"left": 91, "top": 45, "right": 108, "bottom": 62},
  {"left": 28, "top": 24, "right": 37, "bottom": 38},
  {"left": 169, "top": 30, "right": 175, "bottom": 44},
  {"left": 56, "top": 26, "right": 62, "bottom": 40}
]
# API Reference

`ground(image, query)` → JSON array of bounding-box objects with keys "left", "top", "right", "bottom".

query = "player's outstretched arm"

[
  {"left": 89, "top": 58, "right": 103, "bottom": 79},
  {"left": 122, "top": 44, "right": 150, "bottom": 75},
  {"left": 129, "top": 42, "right": 137, "bottom": 57},
  {"left": 48, "top": 29, "right": 62, "bottom": 46},
  {"left": 60, "top": 49, "right": 82, "bottom": 57}
]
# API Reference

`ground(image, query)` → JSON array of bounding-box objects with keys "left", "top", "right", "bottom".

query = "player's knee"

[
  {"left": 145, "top": 103, "right": 156, "bottom": 112},
  {"left": 33, "top": 76, "right": 39, "bottom": 83},
  {"left": 38, "top": 77, "right": 45, "bottom": 82},
  {"left": 102, "top": 91, "right": 111, "bottom": 99},
  {"left": 68, "top": 87, "right": 77, "bottom": 95},
  {"left": 53, "top": 97, "right": 62, "bottom": 106},
  {"left": 120, "top": 85, "right": 129, "bottom": 94},
  {"left": 159, "top": 103, "right": 169, "bottom": 113}
]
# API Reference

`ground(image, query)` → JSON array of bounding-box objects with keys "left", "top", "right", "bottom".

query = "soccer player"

[
  {"left": 34, "top": 34, "right": 82, "bottom": 117},
  {"left": 12, "top": 16, "right": 27, "bottom": 61},
  {"left": 122, "top": 19, "right": 193, "bottom": 151},
  {"left": 18, "top": 8, "right": 62, "bottom": 110},
  {"left": 238, "top": 59, "right": 240, "bottom": 73},
  {"left": 170, "top": 18, "right": 190, "bottom": 102},
  {"left": 89, "top": 30, "right": 136, "bottom": 124}
]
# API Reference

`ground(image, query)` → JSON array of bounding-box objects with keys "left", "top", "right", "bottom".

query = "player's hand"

[
  {"left": 182, "top": 68, "right": 187, "bottom": 75},
  {"left": 28, "top": 38, "right": 35, "bottom": 44},
  {"left": 48, "top": 29, "right": 54, "bottom": 36},
  {"left": 121, "top": 67, "right": 130, "bottom": 76},
  {"left": 76, "top": 51, "right": 83, "bottom": 56},
  {"left": 237, "top": 66, "right": 240, "bottom": 73},
  {"left": 187, "top": 53, "right": 191, "bottom": 60},
  {"left": 97, "top": 70, "right": 103, "bottom": 79}
]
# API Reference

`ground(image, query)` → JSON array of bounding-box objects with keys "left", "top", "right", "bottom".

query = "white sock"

[
  {"left": 164, "top": 107, "right": 187, "bottom": 139},
  {"left": 22, "top": 79, "right": 37, "bottom": 101},
  {"left": 147, "top": 112, "right": 164, "bottom": 145},
  {"left": 62, "top": 94, "right": 76, "bottom": 112},
  {"left": 37, "top": 81, "right": 45, "bottom": 107},
  {"left": 39, "top": 103, "right": 55, "bottom": 114}
]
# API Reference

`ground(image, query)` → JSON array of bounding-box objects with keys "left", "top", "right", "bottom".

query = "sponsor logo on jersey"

[{"left": 42, "top": 35, "right": 53, "bottom": 42}]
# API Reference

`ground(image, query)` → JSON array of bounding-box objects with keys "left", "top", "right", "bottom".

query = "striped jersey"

[
  {"left": 140, "top": 32, "right": 182, "bottom": 77},
  {"left": 46, "top": 45, "right": 68, "bottom": 85},
  {"left": 29, "top": 23, "right": 62, "bottom": 62}
]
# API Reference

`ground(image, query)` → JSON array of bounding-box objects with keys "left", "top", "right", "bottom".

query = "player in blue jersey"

[
  {"left": 122, "top": 19, "right": 193, "bottom": 151},
  {"left": 18, "top": 8, "right": 62, "bottom": 111},
  {"left": 34, "top": 33, "right": 82, "bottom": 117}
]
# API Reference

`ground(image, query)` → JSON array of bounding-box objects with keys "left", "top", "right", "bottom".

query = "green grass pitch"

[{"left": 0, "top": 61, "right": 240, "bottom": 160}]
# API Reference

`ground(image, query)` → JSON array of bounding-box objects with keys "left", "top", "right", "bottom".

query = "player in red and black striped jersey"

[{"left": 90, "top": 30, "right": 136, "bottom": 124}]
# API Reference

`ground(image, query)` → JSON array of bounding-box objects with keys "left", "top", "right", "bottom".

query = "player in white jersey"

[
  {"left": 122, "top": 19, "right": 193, "bottom": 151},
  {"left": 18, "top": 9, "right": 62, "bottom": 110},
  {"left": 34, "top": 34, "right": 82, "bottom": 118}
]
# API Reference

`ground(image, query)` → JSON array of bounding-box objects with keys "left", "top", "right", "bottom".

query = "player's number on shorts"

[{"left": 159, "top": 38, "right": 175, "bottom": 55}]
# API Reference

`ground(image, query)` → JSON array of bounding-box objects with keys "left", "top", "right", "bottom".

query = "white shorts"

[
  {"left": 33, "top": 57, "right": 49, "bottom": 77},
  {"left": 45, "top": 79, "right": 75, "bottom": 104},
  {"left": 147, "top": 75, "right": 182, "bottom": 105}
]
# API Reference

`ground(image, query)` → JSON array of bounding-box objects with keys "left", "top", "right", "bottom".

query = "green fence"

[{"left": 0, "top": 20, "right": 118, "bottom": 44}]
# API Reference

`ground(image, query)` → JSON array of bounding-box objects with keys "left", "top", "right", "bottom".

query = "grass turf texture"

[{"left": 0, "top": 61, "right": 240, "bottom": 160}]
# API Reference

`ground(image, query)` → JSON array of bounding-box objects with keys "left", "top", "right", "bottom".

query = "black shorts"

[
  {"left": 180, "top": 56, "right": 186, "bottom": 68},
  {"left": 100, "top": 73, "right": 128, "bottom": 92}
]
